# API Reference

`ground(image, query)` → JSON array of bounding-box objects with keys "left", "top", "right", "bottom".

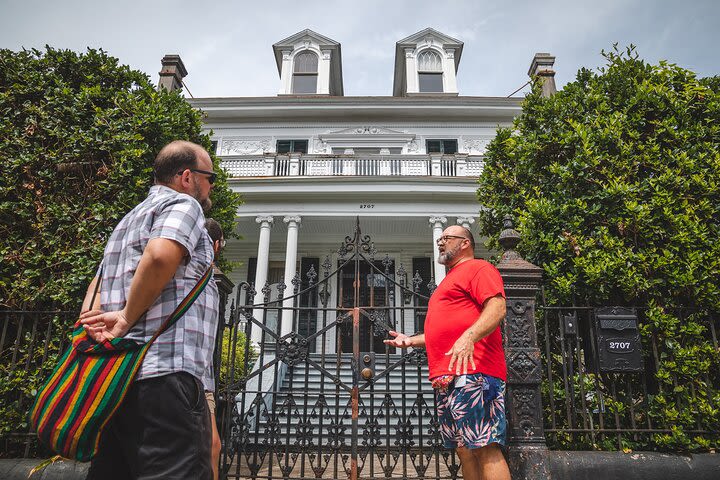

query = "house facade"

[{"left": 167, "top": 28, "right": 555, "bottom": 352}]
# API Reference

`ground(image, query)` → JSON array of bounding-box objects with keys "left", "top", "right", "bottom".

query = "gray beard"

[{"left": 438, "top": 247, "right": 458, "bottom": 265}]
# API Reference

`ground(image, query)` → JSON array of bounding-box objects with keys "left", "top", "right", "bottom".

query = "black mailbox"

[{"left": 593, "top": 307, "right": 644, "bottom": 373}]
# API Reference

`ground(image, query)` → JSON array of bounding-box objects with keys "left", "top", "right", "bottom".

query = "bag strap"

[
  {"left": 89, "top": 267, "right": 102, "bottom": 309},
  {"left": 148, "top": 265, "right": 214, "bottom": 344}
]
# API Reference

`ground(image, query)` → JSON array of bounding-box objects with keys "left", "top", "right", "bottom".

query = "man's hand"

[
  {"left": 80, "top": 309, "right": 132, "bottom": 343},
  {"left": 384, "top": 331, "right": 414, "bottom": 349},
  {"left": 446, "top": 333, "right": 477, "bottom": 375}
]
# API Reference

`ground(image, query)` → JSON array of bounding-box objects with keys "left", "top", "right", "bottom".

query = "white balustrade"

[
  {"left": 465, "top": 158, "right": 484, "bottom": 177},
  {"left": 219, "top": 155, "right": 484, "bottom": 178}
]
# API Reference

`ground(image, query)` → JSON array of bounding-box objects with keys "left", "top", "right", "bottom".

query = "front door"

[{"left": 337, "top": 259, "right": 394, "bottom": 353}]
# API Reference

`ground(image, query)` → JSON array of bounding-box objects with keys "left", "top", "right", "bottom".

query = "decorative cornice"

[
  {"left": 221, "top": 137, "right": 272, "bottom": 155},
  {"left": 189, "top": 97, "right": 522, "bottom": 124},
  {"left": 326, "top": 126, "right": 407, "bottom": 135},
  {"left": 318, "top": 126, "right": 416, "bottom": 148}
]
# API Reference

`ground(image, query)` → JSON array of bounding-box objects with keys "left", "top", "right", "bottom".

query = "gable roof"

[
  {"left": 272, "top": 29, "right": 341, "bottom": 73},
  {"left": 395, "top": 27, "right": 463, "bottom": 47}
]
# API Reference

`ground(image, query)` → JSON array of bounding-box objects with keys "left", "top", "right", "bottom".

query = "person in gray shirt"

[{"left": 81, "top": 140, "right": 218, "bottom": 480}]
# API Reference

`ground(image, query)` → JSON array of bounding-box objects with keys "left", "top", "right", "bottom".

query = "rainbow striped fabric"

[{"left": 29, "top": 266, "right": 212, "bottom": 461}]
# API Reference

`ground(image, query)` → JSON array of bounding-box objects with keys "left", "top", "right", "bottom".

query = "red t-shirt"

[{"left": 424, "top": 259, "right": 506, "bottom": 381}]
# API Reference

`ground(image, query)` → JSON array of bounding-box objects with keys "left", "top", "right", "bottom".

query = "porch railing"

[{"left": 220, "top": 154, "right": 484, "bottom": 178}]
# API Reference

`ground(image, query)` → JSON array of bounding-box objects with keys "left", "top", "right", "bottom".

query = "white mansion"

[{"left": 161, "top": 28, "right": 556, "bottom": 351}]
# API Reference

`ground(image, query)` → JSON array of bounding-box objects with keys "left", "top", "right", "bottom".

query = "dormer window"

[
  {"left": 274, "top": 30, "right": 343, "bottom": 96},
  {"left": 292, "top": 51, "right": 318, "bottom": 94},
  {"left": 393, "top": 28, "right": 462, "bottom": 97},
  {"left": 417, "top": 50, "right": 443, "bottom": 93}
]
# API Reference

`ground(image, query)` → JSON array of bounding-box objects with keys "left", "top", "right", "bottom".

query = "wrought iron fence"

[
  {"left": 539, "top": 305, "right": 720, "bottom": 450},
  {"left": 3, "top": 239, "right": 719, "bottom": 479},
  {"left": 0, "top": 310, "right": 75, "bottom": 458}
]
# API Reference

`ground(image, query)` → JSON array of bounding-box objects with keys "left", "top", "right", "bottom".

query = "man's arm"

[
  {"left": 384, "top": 331, "right": 425, "bottom": 349},
  {"left": 446, "top": 295, "right": 506, "bottom": 375},
  {"left": 80, "top": 238, "right": 187, "bottom": 342}
]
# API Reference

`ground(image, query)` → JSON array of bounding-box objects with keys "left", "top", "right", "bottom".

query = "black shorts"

[{"left": 87, "top": 372, "right": 211, "bottom": 480}]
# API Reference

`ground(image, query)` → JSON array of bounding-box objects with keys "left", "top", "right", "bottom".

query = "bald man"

[
  {"left": 81, "top": 140, "right": 218, "bottom": 480},
  {"left": 385, "top": 225, "right": 510, "bottom": 480}
]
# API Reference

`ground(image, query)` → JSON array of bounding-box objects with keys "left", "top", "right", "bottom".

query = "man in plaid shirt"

[{"left": 80, "top": 140, "right": 219, "bottom": 480}]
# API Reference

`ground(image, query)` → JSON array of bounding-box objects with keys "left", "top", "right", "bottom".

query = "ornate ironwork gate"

[{"left": 217, "top": 220, "right": 462, "bottom": 479}]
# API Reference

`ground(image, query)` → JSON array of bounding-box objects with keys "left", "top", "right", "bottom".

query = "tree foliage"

[
  {"left": 0, "top": 47, "right": 242, "bottom": 310},
  {"left": 478, "top": 46, "right": 720, "bottom": 451}
]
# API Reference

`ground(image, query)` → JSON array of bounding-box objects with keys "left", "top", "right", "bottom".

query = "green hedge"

[
  {"left": 479, "top": 46, "right": 720, "bottom": 451},
  {"left": 0, "top": 46, "right": 241, "bottom": 311}
]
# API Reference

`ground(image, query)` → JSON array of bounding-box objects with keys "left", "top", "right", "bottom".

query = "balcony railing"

[{"left": 220, "top": 154, "right": 484, "bottom": 178}]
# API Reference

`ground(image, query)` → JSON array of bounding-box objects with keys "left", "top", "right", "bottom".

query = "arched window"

[
  {"left": 292, "top": 51, "right": 318, "bottom": 94},
  {"left": 417, "top": 50, "right": 443, "bottom": 93}
]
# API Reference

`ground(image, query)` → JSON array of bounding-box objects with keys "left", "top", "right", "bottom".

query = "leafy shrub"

[
  {"left": 218, "top": 327, "right": 256, "bottom": 393},
  {"left": 0, "top": 46, "right": 242, "bottom": 311},
  {"left": 479, "top": 45, "right": 720, "bottom": 451}
]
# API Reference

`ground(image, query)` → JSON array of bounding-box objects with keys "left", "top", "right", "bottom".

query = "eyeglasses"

[
  {"left": 177, "top": 168, "right": 217, "bottom": 184},
  {"left": 436, "top": 235, "right": 468, "bottom": 245}
]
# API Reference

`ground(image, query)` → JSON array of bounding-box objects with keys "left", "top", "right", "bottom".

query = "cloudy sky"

[{"left": 1, "top": 0, "right": 718, "bottom": 98}]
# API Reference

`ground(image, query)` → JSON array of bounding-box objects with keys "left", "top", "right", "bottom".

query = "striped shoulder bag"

[{"left": 29, "top": 266, "right": 213, "bottom": 461}]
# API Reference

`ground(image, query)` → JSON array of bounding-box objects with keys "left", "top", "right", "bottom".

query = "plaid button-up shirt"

[{"left": 99, "top": 185, "right": 219, "bottom": 387}]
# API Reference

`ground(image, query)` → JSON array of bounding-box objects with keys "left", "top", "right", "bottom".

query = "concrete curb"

[
  {"left": 547, "top": 451, "right": 720, "bottom": 480},
  {"left": 0, "top": 458, "right": 88, "bottom": 480},
  {"left": 1, "top": 451, "right": 719, "bottom": 479}
]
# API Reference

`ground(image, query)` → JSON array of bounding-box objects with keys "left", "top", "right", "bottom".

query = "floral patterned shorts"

[{"left": 435, "top": 373, "right": 507, "bottom": 449}]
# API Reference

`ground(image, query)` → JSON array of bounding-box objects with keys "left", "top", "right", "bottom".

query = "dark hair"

[
  {"left": 205, "top": 218, "right": 223, "bottom": 244},
  {"left": 153, "top": 141, "right": 200, "bottom": 184},
  {"left": 461, "top": 227, "right": 476, "bottom": 250}
]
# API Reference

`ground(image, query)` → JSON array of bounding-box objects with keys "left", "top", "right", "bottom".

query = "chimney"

[
  {"left": 528, "top": 53, "right": 556, "bottom": 97},
  {"left": 158, "top": 54, "right": 187, "bottom": 92}
]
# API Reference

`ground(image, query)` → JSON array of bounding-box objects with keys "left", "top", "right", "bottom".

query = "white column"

[
  {"left": 456, "top": 216, "right": 476, "bottom": 230},
  {"left": 429, "top": 216, "right": 447, "bottom": 284},
  {"left": 443, "top": 48, "right": 459, "bottom": 94},
  {"left": 318, "top": 50, "right": 331, "bottom": 94},
  {"left": 251, "top": 215, "right": 274, "bottom": 344},
  {"left": 278, "top": 50, "right": 293, "bottom": 95},
  {"left": 280, "top": 216, "right": 301, "bottom": 337},
  {"left": 405, "top": 48, "right": 418, "bottom": 94}
]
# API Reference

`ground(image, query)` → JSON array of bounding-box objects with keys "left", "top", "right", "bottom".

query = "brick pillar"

[{"left": 496, "top": 215, "right": 551, "bottom": 479}]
